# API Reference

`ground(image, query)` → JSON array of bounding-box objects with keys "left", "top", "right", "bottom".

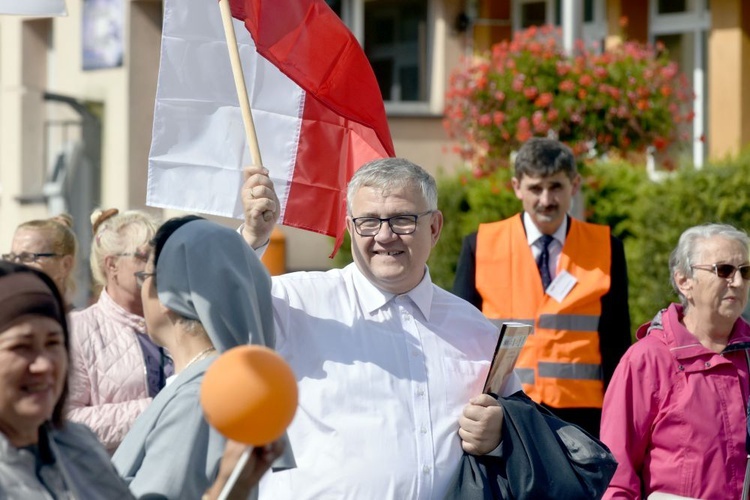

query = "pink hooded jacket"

[
  {"left": 601, "top": 303, "right": 750, "bottom": 499},
  {"left": 66, "top": 289, "right": 154, "bottom": 453}
]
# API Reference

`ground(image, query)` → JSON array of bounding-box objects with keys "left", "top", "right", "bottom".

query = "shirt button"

[
  {"left": 705, "top": 362, "right": 711, "bottom": 368},
  {"left": 422, "top": 465, "right": 431, "bottom": 474},
  {"left": 420, "top": 426, "right": 427, "bottom": 434},
  {"left": 416, "top": 389, "right": 425, "bottom": 397}
]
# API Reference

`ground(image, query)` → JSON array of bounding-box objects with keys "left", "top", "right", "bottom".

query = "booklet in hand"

[{"left": 483, "top": 322, "right": 533, "bottom": 396}]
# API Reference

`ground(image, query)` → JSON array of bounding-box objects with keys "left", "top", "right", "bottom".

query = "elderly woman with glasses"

[
  {"left": 112, "top": 216, "right": 291, "bottom": 498},
  {"left": 66, "top": 209, "right": 173, "bottom": 453},
  {"left": 0, "top": 261, "right": 282, "bottom": 498},
  {"left": 5, "top": 215, "right": 78, "bottom": 309},
  {"left": 601, "top": 223, "right": 750, "bottom": 499}
]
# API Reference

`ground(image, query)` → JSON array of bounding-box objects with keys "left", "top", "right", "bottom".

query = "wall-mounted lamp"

[{"left": 454, "top": 11, "right": 471, "bottom": 33}]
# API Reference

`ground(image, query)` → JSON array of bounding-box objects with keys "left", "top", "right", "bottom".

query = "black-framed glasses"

[
  {"left": 134, "top": 271, "right": 156, "bottom": 288},
  {"left": 691, "top": 263, "right": 750, "bottom": 281},
  {"left": 351, "top": 211, "right": 434, "bottom": 237},
  {"left": 1, "top": 252, "right": 61, "bottom": 264}
]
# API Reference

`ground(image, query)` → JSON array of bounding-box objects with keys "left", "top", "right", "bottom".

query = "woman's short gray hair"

[
  {"left": 346, "top": 158, "right": 438, "bottom": 214},
  {"left": 669, "top": 223, "right": 750, "bottom": 307}
]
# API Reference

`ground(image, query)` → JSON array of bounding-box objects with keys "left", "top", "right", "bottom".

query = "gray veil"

[{"left": 154, "top": 219, "right": 275, "bottom": 352}]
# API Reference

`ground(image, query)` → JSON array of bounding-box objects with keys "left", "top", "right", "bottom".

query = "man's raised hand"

[{"left": 241, "top": 166, "right": 280, "bottom": 249}]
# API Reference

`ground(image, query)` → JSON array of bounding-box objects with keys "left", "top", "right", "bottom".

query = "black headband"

[{"left": 0, "top": 273, "right": 63, "bottom": 333}]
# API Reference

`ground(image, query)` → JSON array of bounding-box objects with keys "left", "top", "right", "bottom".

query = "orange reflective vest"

[{"left": 475, "top": 214, "right": 611, "bottom": 408}]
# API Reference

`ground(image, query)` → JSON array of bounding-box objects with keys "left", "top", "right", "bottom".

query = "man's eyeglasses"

[
  {"left": 2, "top": 252, "right": 61, "bottom": 264},
  {"left": 691, "top": 263, "right": 750, "bottom": 281},
  {"left": 351, "top": 211, "right": 433, "bottom": 237},
  {"left": 134, "top": 271, "right": 156, "bottom": 288}
]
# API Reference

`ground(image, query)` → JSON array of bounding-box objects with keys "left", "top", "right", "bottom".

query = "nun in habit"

[{"left": 112, "top": 216, "right": 294, "bottom": 499}]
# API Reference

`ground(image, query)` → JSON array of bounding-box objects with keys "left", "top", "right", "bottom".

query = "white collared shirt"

[
  {"left": 523, "top": 212, "right": 567, "bottom": 283},
  {"left": 259, "top": 263, "right": 522, "bottom": 500}
]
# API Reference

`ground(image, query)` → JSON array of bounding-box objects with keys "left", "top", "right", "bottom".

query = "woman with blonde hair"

[
  {"left": 66, "top": 208, "right": 173, "bottom": 453},
  {"left": 3, "top": 214, "right": 78, "bottom": 308}
]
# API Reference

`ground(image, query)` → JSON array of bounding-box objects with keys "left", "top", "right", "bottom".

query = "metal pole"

[{"left": 561, "top": 0, "right": 583, "bottom": 55}]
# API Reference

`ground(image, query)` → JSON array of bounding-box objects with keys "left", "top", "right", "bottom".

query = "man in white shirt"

[{"left": 241, "top": 157, "right": 522, "bottom": 499}]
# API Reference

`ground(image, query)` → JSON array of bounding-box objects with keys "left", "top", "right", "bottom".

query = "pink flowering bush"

[{"left": 444, "top": 25, "right": 694, "bottom": 174}]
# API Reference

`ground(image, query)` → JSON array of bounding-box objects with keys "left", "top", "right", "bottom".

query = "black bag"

[{"left": 444, "top": 393, "right": 617, "bottom": 500}]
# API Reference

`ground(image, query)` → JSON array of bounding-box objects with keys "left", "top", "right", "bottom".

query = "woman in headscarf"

[
  {"left": 0, "top": 261, "right": 133, "bottom": 497},
  {"left": 67, "top": 208, "right": 173, "bottom": 453},
  {"left": 4, "top": 215, "right": 78, "bottom": 309},
  {"left": 0, "top": 259, "right": 284, "bottom": 499},
  {"left": 112, "top": 216, "right": 289, "bottom": 498}
]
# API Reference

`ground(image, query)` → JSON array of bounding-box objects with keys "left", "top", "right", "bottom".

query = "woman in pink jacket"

[
  {"left": 66, "top": 209, "right": 173, "bottom": 453},
  {"left": 601, "top": 223, "right": 750, "bottom": 499}
]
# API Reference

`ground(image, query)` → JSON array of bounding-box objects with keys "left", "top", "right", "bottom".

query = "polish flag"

[
  {"left": 0, "top": 0, "right": 66, "bottom": 16},
  {"left": 148, "top": 0, "right": 394, "bottom": 247}
]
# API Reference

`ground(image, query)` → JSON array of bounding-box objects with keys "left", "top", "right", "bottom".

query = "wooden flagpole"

[
  {"left": 218, "top": 0, "right": 264, "bottom": 169},
  {"left": 214, "top": 5, "right": 262, "bottom": 495}
]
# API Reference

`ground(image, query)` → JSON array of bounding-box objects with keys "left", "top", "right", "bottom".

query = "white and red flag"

[
  {"left": 148, "top": 0, "right": 394, "bottom": 248},
  {"left": 0, "top": 0, "right": 66, "bottom": 16}
]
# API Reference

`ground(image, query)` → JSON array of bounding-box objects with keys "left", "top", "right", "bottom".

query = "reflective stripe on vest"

[
  {"left": 538, "top": 361, "right": 602, "bottom": 380},
  {"left": 490, "top": 316, "right": 599, "bottom": 332},
  {"left": 475, "top": 214, "right": 611, "bottom": 408},
  {"left": 515, "top": 367, "right": 535, "bottom": 385},
  {"left": 514, "top": 362, "right": 602, "bottom": 385},
  {"left": 539, "top": 314, "right": 599, "bottom": 332}
]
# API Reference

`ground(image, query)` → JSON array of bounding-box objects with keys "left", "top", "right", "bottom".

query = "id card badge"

[{"left": 546, "top": 270, "right": 577, "bottom": 303}]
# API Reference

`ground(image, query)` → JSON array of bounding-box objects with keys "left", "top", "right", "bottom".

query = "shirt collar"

[
  {"left": 523, "top": 212, "right": 567, "bottom": 247},
  {"left": 351, "top": 263, "right": 434, "bottom": 320},
  {"left": 661, "top": 303, "right": 750, "bottom": 359}
]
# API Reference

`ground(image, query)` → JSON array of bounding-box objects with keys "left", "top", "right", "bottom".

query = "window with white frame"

[
  {"left": 512, "top": 0, "right": 607, "bottom": 49},
  {"left": 326, "top": 0, "right": 443, "bottom": 115},
  {"left": 650, "top": 0, "right": 709, "bottom": 167}
]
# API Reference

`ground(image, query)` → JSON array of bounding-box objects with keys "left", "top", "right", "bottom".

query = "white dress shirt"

[
  {"left": 523, "top": 212, "right": 567, "bottom": 283},
  {"left": 259, "top": 263, "right": 522, "bottom": 500}
]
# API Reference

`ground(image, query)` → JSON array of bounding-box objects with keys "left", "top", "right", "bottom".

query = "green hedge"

[
  {"left": 621, "top": 153, "right": 750, "bottom": 327},
  {"left": 428, "top": 168, "right": 521, "bottom": 290},
  {"left": 334, "top": 150, "right": 750, "bottom": 331}
]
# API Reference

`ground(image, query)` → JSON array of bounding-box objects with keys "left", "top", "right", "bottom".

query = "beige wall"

[
  {"left": 390, "top": 116, "right": 459, "bottom": 176},
  {"left": 1, "top": 18, "right": 56, "bottom": 245},
  {"left": 709, "top": 0, "right": 750, "bottom": 159},
  {"left": 1, "top": 1, "right": 131, "bottom": 251}
]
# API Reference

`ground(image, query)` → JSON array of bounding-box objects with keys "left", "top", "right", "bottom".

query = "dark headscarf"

[
  {"left": 0, "top": 261, "right": 69, "bottom": 426},
  {"left": 153, "top": 219, "right": 275, "bottom": 352}
]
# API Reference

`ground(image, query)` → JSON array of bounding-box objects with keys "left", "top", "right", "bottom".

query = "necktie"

[{"left": 537, "top": 234, "right": 554, "bottom": 290}]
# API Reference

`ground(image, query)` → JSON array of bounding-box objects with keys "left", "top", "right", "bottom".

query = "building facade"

[{"left": 0, "top": 0, "right": 747, "bottom": 294}]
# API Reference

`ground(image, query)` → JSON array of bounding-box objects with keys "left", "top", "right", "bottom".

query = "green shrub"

[
  {"left": 428, "top": 168, "right": 520, "bottom": 290},
  {"left": 624, "top": 152, "right": 750, "bottom": 327}
]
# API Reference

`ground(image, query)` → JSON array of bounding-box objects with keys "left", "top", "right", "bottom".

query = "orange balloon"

[{"left": 200, "top": 345, "right": 298, "bottom": 446}]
